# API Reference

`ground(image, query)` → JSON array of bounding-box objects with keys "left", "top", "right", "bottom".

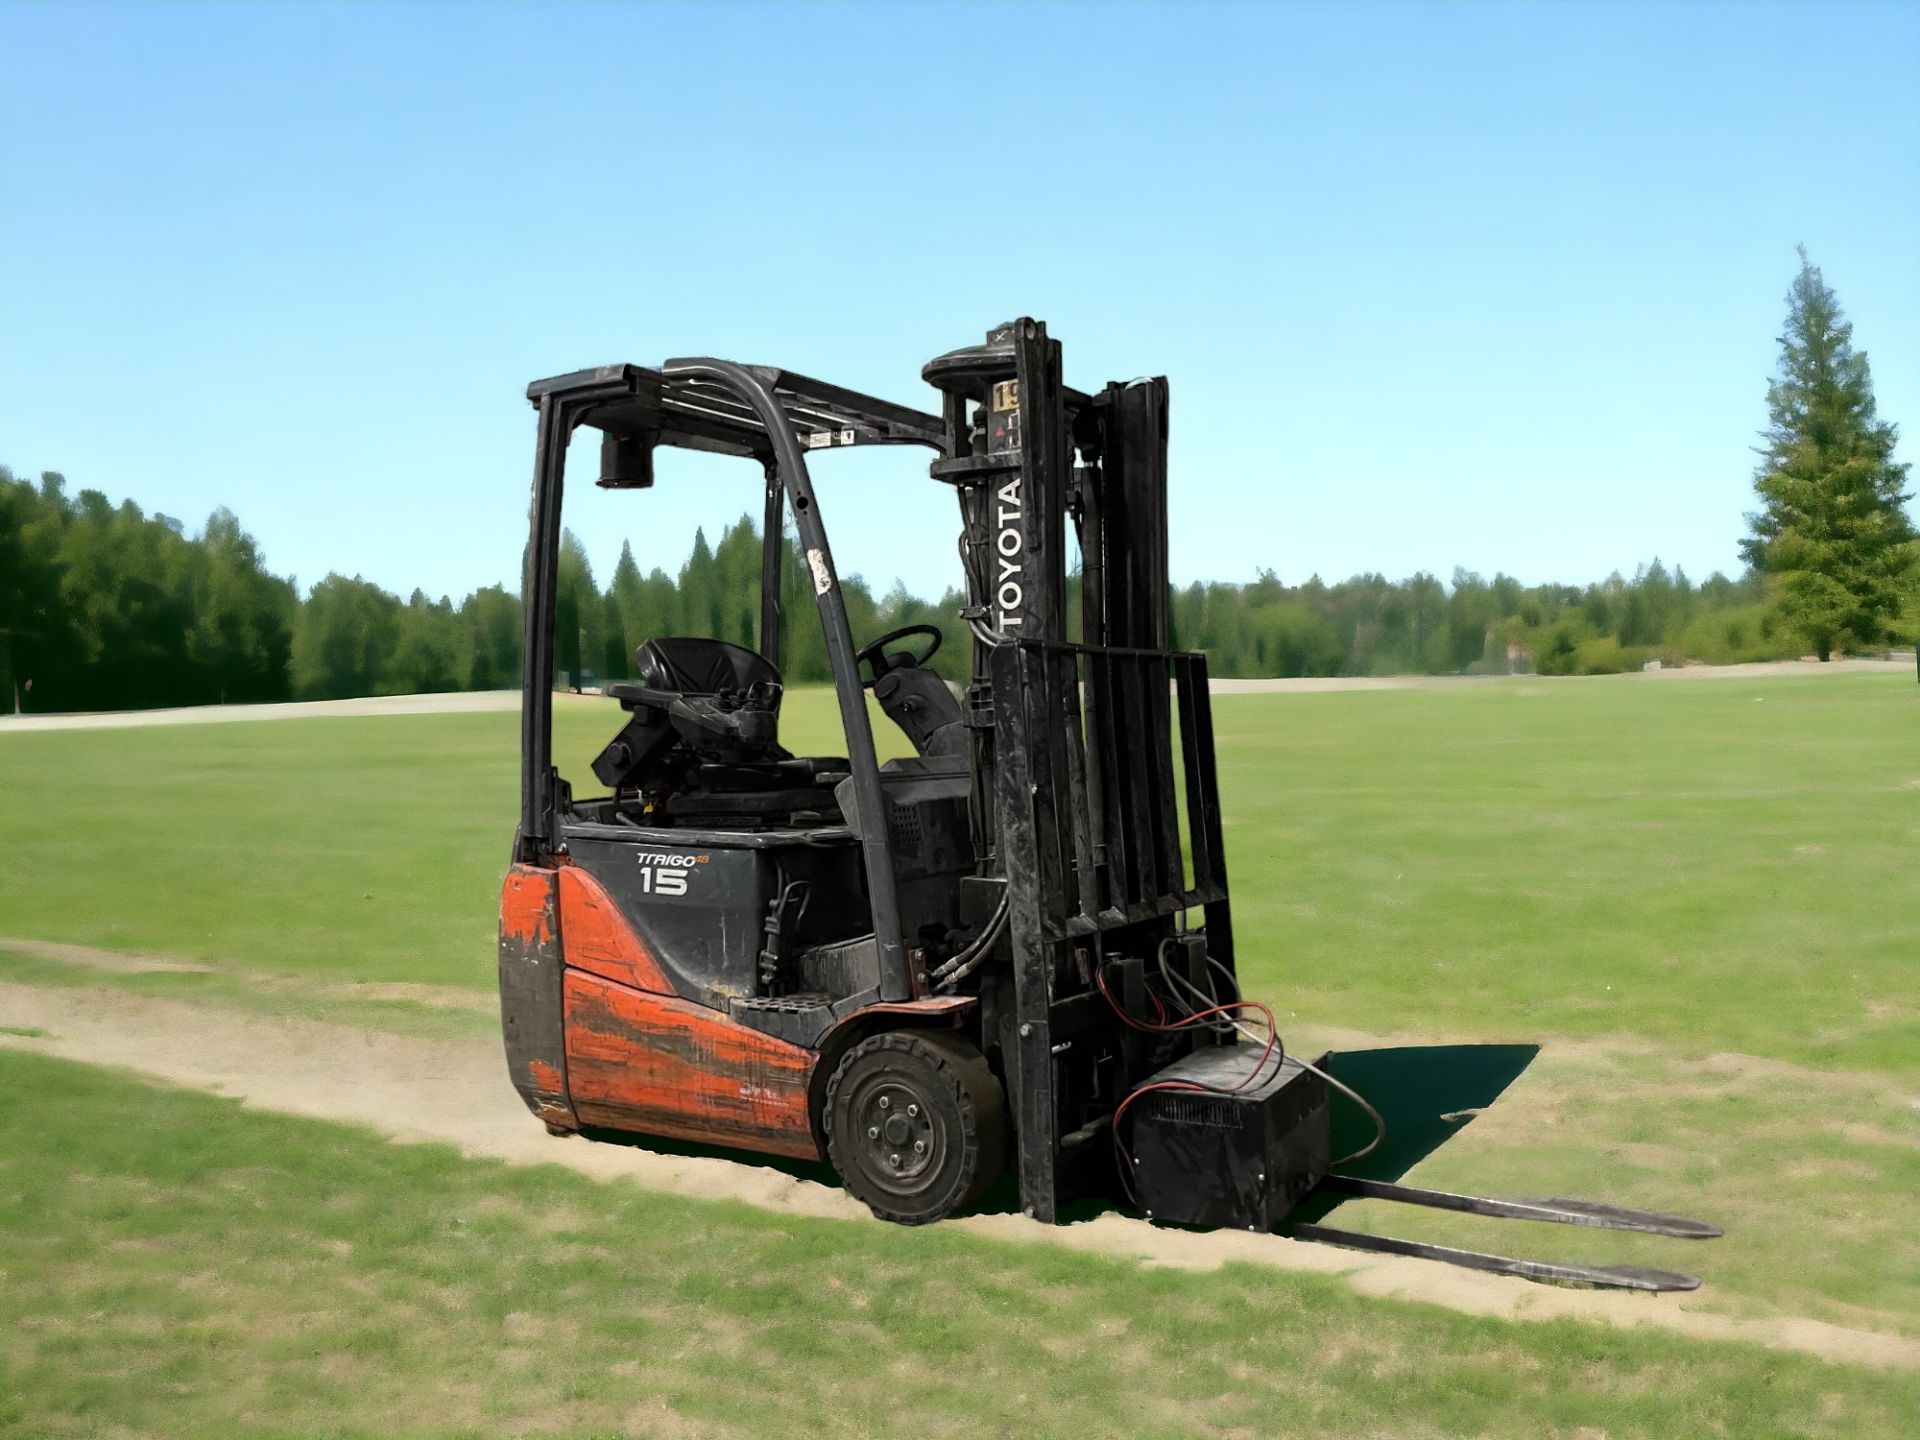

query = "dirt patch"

[
  {"left": 315, "top": 981, "right": 496, "bottom": 1015},
  {"left": 0, "top": 936, "right": 214, "bottom": 974},
  {"left": 0, "top": 689, "right": 524, "bottom": 733},
  {"left": 1822, "top": 1119, "right": 1919, "bottom": 1152},
  {"left": 1, "top": 936, "right": 496, "bottom": 1016},
  {"left": 2, "top": 980, "right": 1915, "bottom": 1373}
]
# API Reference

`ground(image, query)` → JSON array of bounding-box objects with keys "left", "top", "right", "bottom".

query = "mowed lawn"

[
  {"left": 2, "top": 674, "right": 1917, "bottom": 1435},
  {"left": 2, "top": 677, "right": 1913, "bottom": 1067},
  {"left": 4, "top": 1045, "right": 1915, "bottom": 1440}
]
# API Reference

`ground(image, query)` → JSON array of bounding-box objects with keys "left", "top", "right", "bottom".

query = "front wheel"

[{"left": 824, "top": 1030, "right": 1007, "bottom": 1224}]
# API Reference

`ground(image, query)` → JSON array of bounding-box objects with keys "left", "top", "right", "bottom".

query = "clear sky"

[{"left": 3, "top": 0, "right": 1916, "bottom": 606}]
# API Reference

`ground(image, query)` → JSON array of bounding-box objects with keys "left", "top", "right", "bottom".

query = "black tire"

[{"left": 824, "top": 1029, "right": 1007, "bottom": 1225}]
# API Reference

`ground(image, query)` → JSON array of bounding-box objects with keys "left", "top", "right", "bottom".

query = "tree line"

[
  {"left": 0, "top": 460, "right": 1880, "bottom": 717},
  {"left": 2, "top": 252, "right": 1911, "bottom": 713},
  {"left": 0, "top": 474, "right": 297, "bottom": 713}
]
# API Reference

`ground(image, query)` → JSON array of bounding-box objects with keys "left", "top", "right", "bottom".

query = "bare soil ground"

[{"left": 5, "top": 973, "right": 1914, "bottom": 1372}]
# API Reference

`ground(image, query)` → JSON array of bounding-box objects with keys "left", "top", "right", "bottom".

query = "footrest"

[{"left": 730, "top": 993, "right": 836, "bottom": 1047}]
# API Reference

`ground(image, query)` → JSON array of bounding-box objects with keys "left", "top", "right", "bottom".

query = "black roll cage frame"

[{"left": 515, "top": 359, "right": 948, "bottom": 1003}]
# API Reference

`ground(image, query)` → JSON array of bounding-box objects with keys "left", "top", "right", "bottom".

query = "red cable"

[
  {"left": 1096, "top": 968, "right": 1275, "bottom": 1039},
  {"left": 1095, "top": 967, "right": 1282, "bottom": 1196}
]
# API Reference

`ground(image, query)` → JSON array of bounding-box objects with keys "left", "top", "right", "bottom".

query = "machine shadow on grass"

[
  {"left": 582, "top": 1042, "right": 1542, "bottom": 1228},
  {"left": 1282, "top": 1043, "right": 1540, "bottom": 1227}
]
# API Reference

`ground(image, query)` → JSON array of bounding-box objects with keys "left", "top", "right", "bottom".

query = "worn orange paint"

[
  {"left": 556, "top": 865, "right": 673, "bottom": 994},
  {"left": 499, "top": 864, "right": 557, "bottom": 946},
  {"left": 527, "top": 1059, "right": 564, "bottom": 1094},
  {"left": 564, "top": 968, "right": 821, "bottom": 1160}
]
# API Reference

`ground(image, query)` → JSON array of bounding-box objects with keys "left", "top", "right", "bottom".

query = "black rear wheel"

[{"left": 824, "top": 1029, "right": 1007, "bottom": 1224}]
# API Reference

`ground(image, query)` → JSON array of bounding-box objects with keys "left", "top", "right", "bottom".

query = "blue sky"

[{"left": 3, "top": 0, "right": 1915, "bottom": 605}]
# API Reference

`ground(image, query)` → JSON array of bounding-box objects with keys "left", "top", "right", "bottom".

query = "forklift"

[{"left": 499, "top": 321, "right": 1718, "bottom": 1289}]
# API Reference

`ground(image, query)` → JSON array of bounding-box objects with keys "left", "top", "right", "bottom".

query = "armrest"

[{"left": 605, "top": 683, "right": 681, "bottom": 710}]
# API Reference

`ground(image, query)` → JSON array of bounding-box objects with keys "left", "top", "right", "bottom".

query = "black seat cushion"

[
  {"left": 637, "top": 637, "right": 781, "bottom": 697},
  {"left": 599, "top": 636, "right": 784, "bottom": 769}
]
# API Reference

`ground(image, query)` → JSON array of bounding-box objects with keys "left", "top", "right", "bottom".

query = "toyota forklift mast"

[
  {"left": 498, "top": 322, "right": 1719, "bottom": 1289},
  {"left": 923, "top": 320, "right": 1229, "bottom": 1220}
]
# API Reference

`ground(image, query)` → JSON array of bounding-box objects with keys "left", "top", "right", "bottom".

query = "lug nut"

[
  {"left": 868, "top": 1126, "right": 880, "bottom": 1139},
  {"left": 913, "top": 1140, "right": 925, "bottom": 1154},
  {"left": 907, "top": 1104, "right": 919, "bottom": 1117},
  {"left": 878, "top": 1096, "right": 890, "bottom": 1110},
  {"left": 889, "top": 1153, "right": 901, "bottom": 1167}
]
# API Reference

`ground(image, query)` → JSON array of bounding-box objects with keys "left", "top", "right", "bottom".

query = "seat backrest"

[{"left": 636, "top": 637, "right": 781, "bottom": 697}]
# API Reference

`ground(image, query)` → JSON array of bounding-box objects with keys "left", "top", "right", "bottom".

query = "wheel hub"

[{"left": 856, "top": 1080, "right": 939, "bottom": 1190}]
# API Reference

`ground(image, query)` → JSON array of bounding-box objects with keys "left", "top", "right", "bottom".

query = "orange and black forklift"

[{"left": 499, "top": 321, "right": 1717, "bottom": 1287}]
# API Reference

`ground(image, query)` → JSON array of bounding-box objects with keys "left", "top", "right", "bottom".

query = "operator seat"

[
  {"left": 636, "top": 636, "right": 780, "bottom": 705},
  {"left": 591, "top": 638, "right": 847, "bottom": 828},
  {"left": 632, "top": 636, "right": 786, "bottom": 761},
  {"left": 603, "top": 637, "right": 784, "bottom": 769}
]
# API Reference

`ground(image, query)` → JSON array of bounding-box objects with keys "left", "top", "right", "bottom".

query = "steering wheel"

[{"left": 855, "top": 623, "right": 943, "bottom": 688}]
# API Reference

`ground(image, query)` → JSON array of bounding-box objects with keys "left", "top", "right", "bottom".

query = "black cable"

[
  {"left": 931, "top": 893, "right": 1009, "bottom": 988},
  {"left": 1157, "top": 941, "right": 1388, "bottom": 1168}
]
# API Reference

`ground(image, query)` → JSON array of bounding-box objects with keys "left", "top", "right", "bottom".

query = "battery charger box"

[{"left": 1129, "top": 1047, "right": 1331, "bottom": 1231}]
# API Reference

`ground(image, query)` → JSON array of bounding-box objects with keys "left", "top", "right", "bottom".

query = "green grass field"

[
  {"left": 5, "top": 1045, "right": 1914, "bottom": 1440},
  {"left": 2, "top": 675, "right": 1916, "bottom": 1436},
  {"left": 3, "top": 680, "right": 1913, "bottom": 1069}
]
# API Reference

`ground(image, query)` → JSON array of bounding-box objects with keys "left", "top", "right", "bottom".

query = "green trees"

[
  {"left": 3, "top": 458, "right": 1891, "bottom": 715},
  {"left": 191, "top": 509, "right": 297, "bottom": 704},
  {"left": 604, "top": 538, "right": 692, "bottom": 684},
  {"left": 459, "top": 585, "right": 522, "bottom": 691},
  {"left": 387, "top": 591, "right": 464, "bottom": 695},
  {"left": 0, "top": 468, "right": 294, "bottom": 712},
  {"left": 552, "top": 530, "right": 599, "bottom": 687},
  {"left": 1742, "top": 250, "right": 1917, "bottom": 660},
  {"left": 0, "top": 472, "right": 71, "bottom": 712},
  {"left": 291, "top": 575, "right": 401, "bottom": 700}
]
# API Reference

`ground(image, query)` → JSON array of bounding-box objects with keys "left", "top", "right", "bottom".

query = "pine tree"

[
  {"left": 553, "top": 529, "right": 599, "bottom": 685},
  {"left": 1741, "top": 248, "right": 1917, "bottom": 660}
]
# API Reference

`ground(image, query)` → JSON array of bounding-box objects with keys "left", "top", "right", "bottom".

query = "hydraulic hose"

[{"left": 931, "top": 893, "right": 1009, "bottom": 989}]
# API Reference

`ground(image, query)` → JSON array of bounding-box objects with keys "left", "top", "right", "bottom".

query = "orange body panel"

[
  {"left": 500, "top": 865, "right": 557, "bottom": 947},
  {"left": 556, "top": 864, "right": 673, "bottom": 993},
  {"left": 498, "top": 864, "right": 574, "bottom": 1128},
  {"left": 564, "top": 968, "right": 821, "bottom": 1159},
  {"left": 512, "top": 855, "right": 973, "bottom": 1160}
]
